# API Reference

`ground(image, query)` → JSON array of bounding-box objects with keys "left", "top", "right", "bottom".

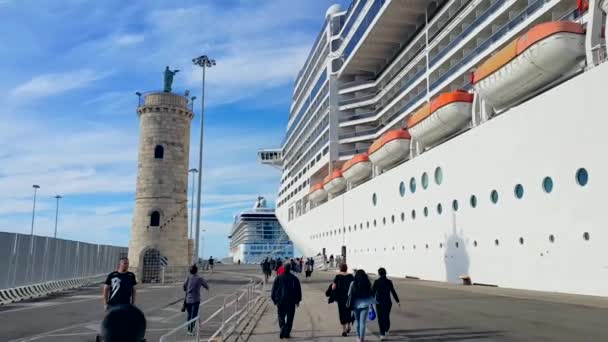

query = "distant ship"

[
  {"left": 259, "top": 0, "right": 608, "bottom": 296},
  {"left": 228, "top": 197, "right": 293, "bottom": 264}
]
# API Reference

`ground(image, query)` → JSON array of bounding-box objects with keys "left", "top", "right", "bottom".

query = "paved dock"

[{"left": 249, "top": 270, "right": 608, "bottom": 341}]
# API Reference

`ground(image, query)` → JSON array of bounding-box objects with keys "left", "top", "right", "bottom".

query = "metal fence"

[{"left": 0, "top": 232, "right": 127, "bottom": 290}]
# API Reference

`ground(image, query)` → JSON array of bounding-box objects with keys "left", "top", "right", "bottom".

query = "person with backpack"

[
  {"left": 347, "top": 269, "right": 376, "bottom": 342},
  {"left": 271, "top": 263, "right": 302, "bottom": 339},
  {"left": 372, "top": 267, "right": 400, "bottom": 339},
  {"left": 330, "top": 263, "right": 354, "bottom": 336}
]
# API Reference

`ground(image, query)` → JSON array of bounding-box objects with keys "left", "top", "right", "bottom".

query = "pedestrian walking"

[
  {"left": 331, "top": 263, "right": 354, "bottom": 336},
  {"left": 347, "top": 269, "right": 376, "bottom": 342},
  {"left": 372, "top": 267, "right": 400, "bottom": 339},
  {"left": 208, "top": 256, "right": 215, "bottom": 273},
  {"left": 304, "top": 258, "right": 313, "bottom": 279},
  {"left": 183, "top": 265, "right": 209, "bottom": 335},
  {"left": 262, "top": 258, "right": 272, "bottom": 282},
  {"left": 103, "top": 257, "right": 137, "bottom": 311},
  {"left": 271, "top": 263, "right": 302, "bottom": 339}
]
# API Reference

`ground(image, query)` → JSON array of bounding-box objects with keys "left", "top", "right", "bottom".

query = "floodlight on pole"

[{"left": 191, "top": 55, "right": 215, "bottom": 264}]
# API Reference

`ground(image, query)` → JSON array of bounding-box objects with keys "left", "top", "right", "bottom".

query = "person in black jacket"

[
  {"left": 371, "top": 267, "right": 400, "bottom": 339},
  {"left": 271, "top": 263, "right": 302, "bottom": 339},
  {"left": 331, "top": 263, "right": 354, "bottom": 336}
]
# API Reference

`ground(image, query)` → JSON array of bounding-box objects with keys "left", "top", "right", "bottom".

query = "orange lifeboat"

[
  {"left": 407, "top": 91, "right": 473, "bottom": 146},
  {"left": 367, "top": 129, "right": 411, "bottom": 169},
  {"left": 341, "top": 153, "right": 372, "bottom": 184},
  {"left": 323, "top": 170, "right": 346, "bottom": 195},
  {"left": 473, "top": 21, "right": 585, "bottom": 111},
  {"left": 308, "top": 182, "right": 327, "bottom": 203}
]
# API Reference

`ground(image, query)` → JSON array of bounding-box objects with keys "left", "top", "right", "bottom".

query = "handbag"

[
  {"left": 325, "top": 284, "right": 335, "bottom": 304},
  {"left": 368, "top": 304, "right": 376, "bottom": 321}
]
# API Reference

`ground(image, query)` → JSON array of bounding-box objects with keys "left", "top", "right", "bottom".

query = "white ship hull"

[{"left": 277, "top": 62, "right": 608, "bottom": 297}]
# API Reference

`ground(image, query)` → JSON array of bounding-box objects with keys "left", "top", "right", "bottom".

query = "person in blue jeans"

[
  {"left": 183, "top": 265, "right": 209, "bottom": 335},
  {"left": 347, "top": 269, "right": 376, "bottom": 342}
]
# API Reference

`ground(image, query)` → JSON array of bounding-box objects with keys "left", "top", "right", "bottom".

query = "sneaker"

[{"left": 342, "top": 332, "right": 347, "bottom": 337}]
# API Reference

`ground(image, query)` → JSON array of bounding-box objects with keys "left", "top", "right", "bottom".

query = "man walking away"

[
  {"left": 372, "top": 267, "right": 400, "bottom": 339},
  {"left": 271, "top": 263, "right": 302, "bottom": 339},
  {"left": 263, "top": 258, "right": 272, "bottom": 283},
  {"left": 103, "top": 257, "right": 137, "bottom": 311},
  {"left": 208, "top": 256, "right": 214, "bottom": 273},
  {"left": 183, "top": 265, "right": 209, "bottom": 335}
]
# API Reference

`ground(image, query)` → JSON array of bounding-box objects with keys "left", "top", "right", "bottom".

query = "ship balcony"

[{"left": 258, "top": 148, "right": 283, "bottom": 169}]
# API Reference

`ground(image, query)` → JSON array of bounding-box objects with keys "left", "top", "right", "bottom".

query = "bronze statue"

[{"left": 163, "top": 66, "right": 180, "bottom": 92}]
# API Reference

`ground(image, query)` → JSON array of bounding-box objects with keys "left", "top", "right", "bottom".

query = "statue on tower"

[{"left": 163, "top": 66, "right": 180, "bottom": 93}]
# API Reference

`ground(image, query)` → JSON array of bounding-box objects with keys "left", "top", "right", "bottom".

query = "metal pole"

[
  {"left": 188, "top": 169, "right": 198, "bottom": 239},
  {"left": 194, "top": 64, "right": 205, "bottom": 265},
  {"left": 53, "top": 195, "right": 62, "bottom": 238},
  {"left": 30, "top": 185, "right": 40, "bottom": 236}
]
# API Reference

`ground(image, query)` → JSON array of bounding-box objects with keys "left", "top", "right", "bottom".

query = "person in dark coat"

[
  {"left": 371, "top": 267, "right": 400, "bottom": 339},
  {"left": 271, "top": 263, "right": 302, "bottom": 339},
  {"left": 331, "top": 263, "right": 354, "bottom": 336}
]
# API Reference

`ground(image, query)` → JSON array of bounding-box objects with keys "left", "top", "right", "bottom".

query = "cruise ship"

[
  {"left": 228, "top": 197, "right": 294, "bottom": 264},
  {"left": 259, "top": 0, "right": 608, "bottom": 296}
]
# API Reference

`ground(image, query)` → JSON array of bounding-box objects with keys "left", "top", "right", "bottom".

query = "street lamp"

[
  {"left": 30, "top": 185, "right": 40, "bottom": 236},
  {"left": 191, "top": 55, "right": 216, "bottom": 264},
  {"left": 135, "top": 92, "right": 142, "bottom": 106},
  {"left": 188, "top": 168, "right": 198, "bottom": 239},
  {"left": 53, "top": 195, "right": 62, "bottom": 238},
  {"left": 190, "top": 96, "right": 197, "bottom": 111}
]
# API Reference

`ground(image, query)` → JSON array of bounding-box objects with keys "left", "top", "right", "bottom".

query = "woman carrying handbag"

[{"left": 346, "top": 269, "right": 376, "bottom": 342}]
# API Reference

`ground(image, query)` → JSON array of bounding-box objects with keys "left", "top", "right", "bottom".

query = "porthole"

[
  {"left": 434, "top": 167, "right": 443, "bottom": 185},
  {"left": 452, "top": 199, "right": 459, "bottom": 211},
  {"left": 455, "top": 242, "right": 459, "bottom": 248},
  {"left": 348, "top": 226, "right": 351, "bottom": 232},
  {"left": 411, "top": 209, "right": 416, "bottom": 220},
  {"left": 391, "top": 215, "right": 395, "bottom": 224},
  {"left": 495, "top": 239, "right": 500, "bottom": 246},
  {"left": 576, "top": 168, "right": 589, "bottom": 186},
  {"left": 400, "top": 212, "right": 405, "bottom": 221},
  {"left": 514, "top": 184, "right": 524, "bottom": 199},
  {"left": 360, "top": 223, "right": 363, "bottom": 229},
  {"left": 409, "top": 177, "right": 416, "bottom": 193},
  {"left": 402, "top": 245, "right": 405, "bottom": 250},
  {"left": 439, "top": 243, "right": 443, "bottom": 248},
  {"left": 382, "top": 217, "right": 386, "bottom": 225},
  {"left": 490, "top": 190, "right": 499, "bottom": 204},
  {"left": 413, "top": 245, "right": 416, "bottom": 250},
  {"left": 367, "top": 221, "right": 370, "bottom": 228},
  {"left": 519, "top": 237, "right": 524, "bottom": 245},
  {"left": 423, "top": 207, "right": 429, "bottom": 217},
  {"left": 422, "top": 172, "right": 429, "bottom": 189},
  {"left": 474, "top": 240, "right": 478, "bottom": 247},
  {"left": 583, "top": 232, "right": 590, "bottom": 241},
  {"left": 549, "top": 234, "right": 555, "bottom": 243},
  {"left": 542, "top": 177, "right": 553, "bottom": 193},
  {"left": 437, "top": 203, "right": 443, "bottom": 214},
  {"left": 373, "top": 219, "right": 377, "bottom": 227},
  {"left": 399, "top": 181, "right": 406, "bottom": 197},
  {"left": 470, "top": 195, "right": 477, "bottom": 208},
  {"left": 392, "top": 246, "right": 396, "bottom": 251},
  {"left": 372, "top": 193, "right": 378, "bottom": 205},
  {"left": 425, "top": 244, "right": 429, "bottom": 249}
]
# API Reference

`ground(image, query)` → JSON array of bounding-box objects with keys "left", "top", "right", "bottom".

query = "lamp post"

[
  {"left": 135, "top": 92, "right": 142, "bottom": 106},
  {"left": 30, "top": 185, "right": 40, "bottom": 236},
  {"left": 191, "top": 55, "right": 216, "bottom": 264},
  {"left": 53, "top": 195, "right": 62, "bottom": 238},
  {"left": 190, "top": 96, "right": 197, "bottom": 111},
  {"left": 188, "top": 168, "right": 198, "bottom": 239}
]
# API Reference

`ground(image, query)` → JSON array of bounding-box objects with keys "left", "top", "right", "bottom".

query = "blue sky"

[{"left": 0, "top": 0, "right": 348, "bottom": 258}]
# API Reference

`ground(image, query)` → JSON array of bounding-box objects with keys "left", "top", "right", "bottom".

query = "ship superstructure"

[
  {"left": 228, "top": 197, "right": 293, "bottom": 264},
  {"left": 260, "top": 0, "right": 608, "bottom": 296}
]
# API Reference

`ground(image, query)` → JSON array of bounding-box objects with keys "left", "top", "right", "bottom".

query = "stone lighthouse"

[{"left": 128, "top": 80, "right": 193, "bottom": 283}]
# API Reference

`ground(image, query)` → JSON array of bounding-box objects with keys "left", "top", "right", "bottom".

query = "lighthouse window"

[
  {"left": 421, "top": 172, "right": 429, "bottom": 189},
  {"left": 154, "top": 145, "right": 164, "bottom": 159},
  {"left": 434, "top": 167, "right": 443, "bottom": 185},
  {"left": 576, "top": 168, "right": 589, "bottom": 186},
  {"left": 542, "top": 177, "right": 553, "bottom": 193},
  {"left": 514, "top": 184, "right": 524, "bottom": 199},
  {"left": 399, "top": 181, "right": 406, "bottom": 197},
  {"left": 150, "top": 211, "right": 160, "bottom": 227},
  {"left": 409, "top": 177, "right": 416, "bottom": 193}
]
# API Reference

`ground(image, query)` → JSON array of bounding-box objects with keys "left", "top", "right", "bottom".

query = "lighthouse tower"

[{"left": 128, "top": 91, "right": 193, "bottom": 282}]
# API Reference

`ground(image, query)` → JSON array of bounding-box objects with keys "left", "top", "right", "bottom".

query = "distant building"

[{"left": 229, "top": 197, "right": 293, "bottom": 264}]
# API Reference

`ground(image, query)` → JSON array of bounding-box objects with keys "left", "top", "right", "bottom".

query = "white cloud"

[
  {"left": 114, "top": 33, "right": 144, "bottom": 46},
  {"left": 10, "top": 69, "right": 109, "bottom": 99}
]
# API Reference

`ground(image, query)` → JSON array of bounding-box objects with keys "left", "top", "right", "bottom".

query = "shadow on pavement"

[{"left": 386, "top": 327, "right": 503, "bottom": 341}]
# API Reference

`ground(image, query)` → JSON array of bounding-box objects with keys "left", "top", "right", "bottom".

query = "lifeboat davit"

[
  {"left": 341, "top": 153, "right": 372, "bottom": 184},
  {"left": 473, "top": 21, "right": 585, "bottom": 111},
  {"left": 407, "top": 91, "right": 473, "bottom": 146},
  {"left": 368, "top": 129, "right": 411, "bottom": 169},
  {"left": 323, "top": 170, "right": 346, "bottom": 195},
  {"left": 308, "top": 182, "right": 327, "bottom": 203}
]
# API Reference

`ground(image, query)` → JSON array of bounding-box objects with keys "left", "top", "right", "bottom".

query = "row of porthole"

[
  {"left": 373, "top": 167, "right": 444, "bottom": 206},
  {"left": 311, "top": 168, "right": 590, "bottom": 240},
  {"left": 346, "top": 232, "right": 592, "bottom": 254}
]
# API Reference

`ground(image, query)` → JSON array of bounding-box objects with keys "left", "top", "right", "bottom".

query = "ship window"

[
  {"left": 490, "top": 190, "right": 499, "bottom": 204},
  {"left": 455, "top": 242, "right": 459, "bottom": 248},
  {"left": 402, "top": 245, "right": 405, "bottom": 250},
  {"left": 391, "top": 215, "right": 395, "bottom": 223},
  {"left": 576, "top": 168, "right": 588, "bottom": 186},
  {"left": 434, "top": 167, "right": 443, "bottom": 185},
  {"left": 514, "top": 184, "right": 524, "bottom": 199},
  {"left": 549, "top": 234, "right": 555, "bottom": 243},
  {"left": 409, "top": 177, "right": 416, "bottom": 193},
  {"left": 154, "top": 145, "right": 164, "bottom": 159},
  {"left": 411, "top": 209, "right": 416, "bottom": 220},
  {"left": 474, "top": 240, "right": 478, "bottom": 247},
  {"left": 519, "top": 237, "right": 524, "bottom": 245},
  {"left": 366, "top": 221, "right": 370, "bottom": 228},
  {"left": 439, "top": 243, "right": 443, "bottom": 248},
  {"left": 382, "top": 217, "right": 387, "bottom": 225},
  {"left": 150, "top": 211, "right": 160, "bottom": 226},
  {"left": 542, "top": 177, "right": 553, "bottom": 193},
  {"left": 437, "top": 203, "right": 442, "bottom": 214},
  {"left": 425, "top": 244, "right": 429, "bottom": 249},
  {"left": 583, "top": 232, "right": 590, "bottom": 241},
  {"left": 360, "top": 223, "right": 363, "bottom": 229},
  {"left": 421, "top": 172, "right": 429, "bottom": 189},
  {"left": 399, "top": 182, "right": 406, "bottom": 197},
  {"left": 400, "top": 212, "right": 405, "bottom": 221},
  {"left": 470, "top": 195, "right": 477, "bottom": 208},
  {"left": 373, "top": 219, "right": 377, "bottom": 227},
  {"left": 372, "top": 193, "right": 377, "bottom": 206},
  {"left": 452, "top": 199, "right": 459, "bottom": 211},
  {"left": 494, "top": 239, "right": 500, "bottom": 246},
  {"left": 423, "top": 207, "right": 428, "bottom": 217},
  {"left": 348, "top": 226, "right": 351, "bottom": 232},
  {"left": 413, "top": 244, "right": 416, "bottom": 250}
]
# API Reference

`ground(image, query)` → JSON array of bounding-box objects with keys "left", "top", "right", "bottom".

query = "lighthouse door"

[{"left": 142, "top": 249, "right": 161, "bottom": 283}]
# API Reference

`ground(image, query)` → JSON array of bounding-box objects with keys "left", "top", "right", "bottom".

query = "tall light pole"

[
  {"left": 192, "top": 55, "right": 215, "bottom": 264},
  {"left": 53, "top": 195, "right": 62, "bottom": 238},
  {"left": 30, "top": 185, "right": 40, "bottom": 236},
  {"left": 188, "top": 168, "right": 198, "bottom": 239}
]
